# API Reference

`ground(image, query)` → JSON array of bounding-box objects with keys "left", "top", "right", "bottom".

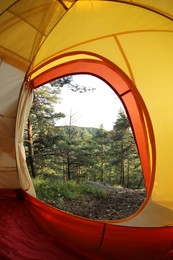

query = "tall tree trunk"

[
  {"left": 119, "top": 141, "right": 124, "bottom": 187},
  {"left": 76, "top": 166, "right": 81, "bottom": 183},
  {"left": 100, "top": 141, "right": 105, "bottom": 182},
  {"left": 120, "top": 160, "right": 125, "bottom": 187},
  {"left": 67, "top": 153, "right": 71, "bottom": 180},
  {"left": 27, "top": 119, "right": 36, "bottom": 178},
  {"left": 126, "top": 158, "right": 130, "bottom": 188},
  {"left": 100, "top": 152, "right": 104, "bottom": 183},
  {"left": 62, "top": 160, "right": 67, "bottom": 181}
]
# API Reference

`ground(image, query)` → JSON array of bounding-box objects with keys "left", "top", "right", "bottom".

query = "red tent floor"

[
  {"left": 2, "top": 190, "right": 173, "bottom": 260},
  {"left": 0, "top": 197, "right": 102, "bottom": 260}
]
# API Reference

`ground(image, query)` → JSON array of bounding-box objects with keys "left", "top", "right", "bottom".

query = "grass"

[
  {"left": 80, "top": 183, "right": 108, "bottom": 198},
  {"left": 33, "top": 177, "right": 108, "bottom": 203}
]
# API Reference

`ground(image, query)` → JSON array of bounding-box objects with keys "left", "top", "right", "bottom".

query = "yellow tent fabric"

[{"left": 1, "top": 0, "right": 173, "bottom": 230}]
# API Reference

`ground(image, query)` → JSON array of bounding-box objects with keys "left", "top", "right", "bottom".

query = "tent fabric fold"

[{"left": 1, "top": 0, "right": 173, "bottom": 258}]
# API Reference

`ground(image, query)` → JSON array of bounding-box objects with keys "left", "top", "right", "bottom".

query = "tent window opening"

[{"left": 24, "top": 74, "right": 146, "bottom": 221}]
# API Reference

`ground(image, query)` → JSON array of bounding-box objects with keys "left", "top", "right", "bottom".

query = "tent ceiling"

[
  {"left": 1, "top": 0, "right": 173, "bottom": 71},
  {"left": 0, "top": 0, "right": 75, "bottom": 70}
]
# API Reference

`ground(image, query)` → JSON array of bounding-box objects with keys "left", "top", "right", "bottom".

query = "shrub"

[{"left": 33, "top": 177, "right": 108, "bottom": 202}]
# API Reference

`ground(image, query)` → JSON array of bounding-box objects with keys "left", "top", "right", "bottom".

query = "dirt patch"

[{"left": 44, "top": 183, "right": 146, "bottom": 220}]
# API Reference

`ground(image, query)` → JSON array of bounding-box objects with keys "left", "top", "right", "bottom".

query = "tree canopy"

[{"left": 24, "top": 77, "right": 144, "bottom": 189}]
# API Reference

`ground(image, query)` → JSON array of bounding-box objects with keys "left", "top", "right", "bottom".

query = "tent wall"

[
  {"left": 0, "top": 61, "right": 23, "bottom": 189},
  {"left": 0, "top": 60, "right": 35, "bottom": 195}
]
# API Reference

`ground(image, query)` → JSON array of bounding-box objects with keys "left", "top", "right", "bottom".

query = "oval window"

[{"left": 25, "top": 74, "right": 146, "bottom": 220}]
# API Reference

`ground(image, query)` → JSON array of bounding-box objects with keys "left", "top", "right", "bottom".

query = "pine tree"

[
  {"left": 92, "top": 124, "right": 110, "bottom": 182},
  {"left": 110, "top": 108, "right": 142, "bottom": 188},
  {"left": 25, "top": 83, "right": 65, "bottom": 177}
]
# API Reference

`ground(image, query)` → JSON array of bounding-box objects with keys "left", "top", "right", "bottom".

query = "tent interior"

[{"left": 1, "top": 0, "right": 173, "bottom": 259}]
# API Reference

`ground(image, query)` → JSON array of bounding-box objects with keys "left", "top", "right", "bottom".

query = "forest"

[{"left": 24, "top": 76, "right": 144, "bottom": 190}]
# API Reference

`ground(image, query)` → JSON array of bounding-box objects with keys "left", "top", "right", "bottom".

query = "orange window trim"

[{"left": 29, "top": 56, "right": 155, "bottom": 195}]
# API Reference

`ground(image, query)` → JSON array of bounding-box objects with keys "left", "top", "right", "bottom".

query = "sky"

[{"left": 55, "top": 74, "right": 124, "bottom": 130}]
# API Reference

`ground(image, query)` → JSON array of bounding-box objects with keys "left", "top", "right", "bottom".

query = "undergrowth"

[{"left": 33, "top": 177, "right": 108, "bottom": 202}]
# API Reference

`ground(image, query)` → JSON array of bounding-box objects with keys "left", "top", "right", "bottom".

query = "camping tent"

[{"left": 1, "top": 0, "right": 173, "bottom": 259}]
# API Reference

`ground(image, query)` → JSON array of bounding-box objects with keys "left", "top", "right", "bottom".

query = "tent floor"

[
  {"left": 0, "top": 197, "right": 98, "bottom": 260},
  {"left": 1, "top": 193, "right": 173, "bottom": 260}
]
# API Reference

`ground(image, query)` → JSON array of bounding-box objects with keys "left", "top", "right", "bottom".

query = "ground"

[{"left": 44, "top": 182, "right": 146, "bottom": 220}]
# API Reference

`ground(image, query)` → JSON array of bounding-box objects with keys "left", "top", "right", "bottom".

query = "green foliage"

[
  {"left": 33, "top": 178, "right": 108, "bottom": 202},
  {"left": 33, "top": 178, "right": 79, "bottom": 200},
  {"left": 24, "top": 76, "right": 145, "bottom": 190},
  {"left": 108, "top": 108, "right": 143, "bottom": 188},
  {"left": 80, "top": 183, "right": 108, "bottom": 198}
]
